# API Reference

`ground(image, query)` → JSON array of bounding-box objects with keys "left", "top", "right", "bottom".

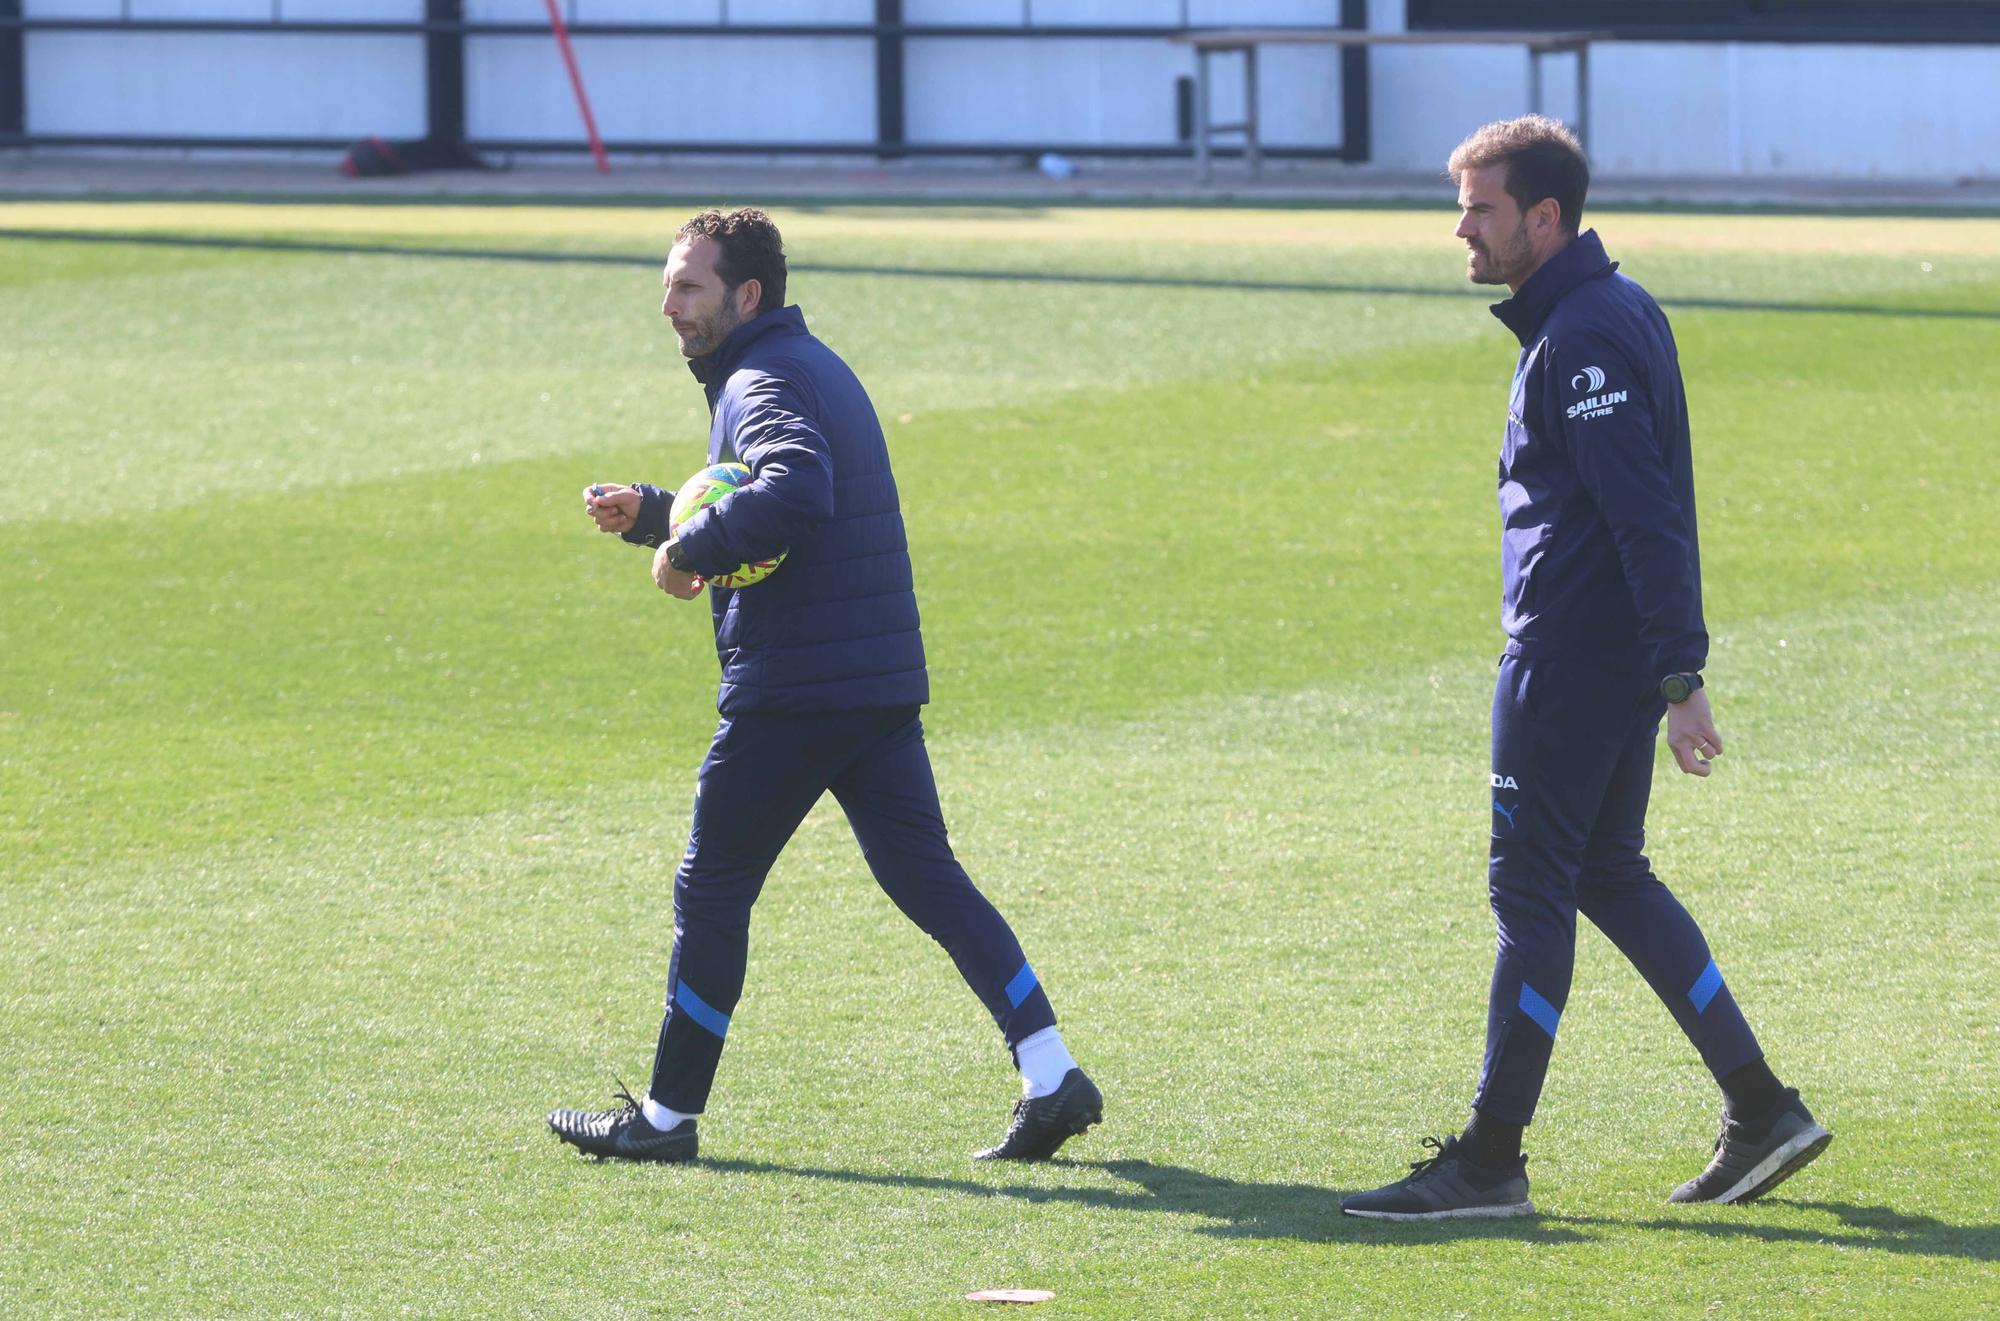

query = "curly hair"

[
  {"left": 676, "top": 208, "right": 788, "bottom": 314},
  {"left": 1447, "top": 115, "right": 1589, "bottom": 237}
]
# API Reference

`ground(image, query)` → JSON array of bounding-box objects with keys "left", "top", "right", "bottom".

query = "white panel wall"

[
  {"left": 13, "top": 0, "right": 2000, "bottom": 177},
  {"left": 903, "top": 0, "right": 1019, "bottom": 19},
  {"left": 25, "top": 32, "right": 427, "bottom": 137},
  {"left": 126, "top": 0, "right": 291, "bottom": 17},
  {"left": 902, "top": 1, "right": 1348, "bottom": 24},
  {"left": 906, "top": 31, "right": 1341, "bottom": 147},
  {"left": 1027, "top": 1, "right": 1182, "bottom": 19},
  {"left": 907, "top": 38, "right": 1181, "bottom": 145},
  {"left": 280, "top": 0, "right": 425, "bottom": 17},
  {"left": 467, "top": 2, "right": 713, "bottom": 22},
  {"left": 468, "top": 1, "right": 872, "bottom": 20},
  {"left": 1364, "top": 38, "right": 2000, "bottom": 179},
  {"left": 1187, "top": 0, "right": 1344, "bottom": 21},
  {"left": 1254, "top": 44, "right": 1344, "bottom": 147},
  {"left": 27, "top": 0, "right": 421, "bottom": 15},
  {"left": 728, "top": 0, "right": 872, "bottom": 20},
  {"left": 1623, "top": 43, "right": 2000, "bottom": 179},
  {"left": 1362, "top": 0, "right": 2000, "bottom": 179},
  {"left": 466, "top": 36, "right": 876, "bottom": 143}
]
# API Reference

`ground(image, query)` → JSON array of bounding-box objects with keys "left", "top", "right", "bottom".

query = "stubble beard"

[
  {"left": 1467, "top": 220, "right": 1534, "bottom": 288},
  {"left": 677, "top": 303, "right": 749, "bottom": 360}
]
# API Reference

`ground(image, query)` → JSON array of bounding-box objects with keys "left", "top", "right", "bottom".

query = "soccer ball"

[{"left": 668, "top": 462, "right": 788, "bottom": 589}]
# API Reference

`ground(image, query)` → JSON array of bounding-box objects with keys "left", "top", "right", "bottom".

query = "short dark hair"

[
  {"left": 1447, "top": 115, "right": 1589, "bottom": 237},
  {"left": 676, "top": 208, "right": 787, "bottom": 314}
]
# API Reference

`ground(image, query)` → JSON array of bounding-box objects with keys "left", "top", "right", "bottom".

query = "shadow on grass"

[
  {"left": 693, "top": 1160, "right": 1998, "bottom": 1258},
  {"left": 697, "top": 1156, "right": 1592, "bottom": 1244},
  {"left": 3, "top": 227, "right": 1998, "bottom": 323},
  {"left": 1621, "top": 1199, "right": 2000, "bottom": 1264}
]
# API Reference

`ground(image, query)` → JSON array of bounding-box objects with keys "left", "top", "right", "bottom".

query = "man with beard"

[
  {"left": 1341, "top": 118, "right": 1830, "bottom": 1218},
  {"left": 550, "top": 208, "right": 1100, "bottom": 1163}
]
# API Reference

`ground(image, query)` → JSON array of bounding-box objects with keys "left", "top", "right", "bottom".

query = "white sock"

[
  {"left": 641, "top": 1097, "right": 694, "bottom": 1132},
  {"left": 1014, "top": 1026, "right": 1078, "bottom": 1099}
]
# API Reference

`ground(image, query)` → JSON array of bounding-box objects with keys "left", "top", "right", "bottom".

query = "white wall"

[
  {"left": 17, "top": 0, "right": 2000, "bottom": 179},
  {"left": 466, "top": 36, "right": 877, "bottom": 144},
  {"left": 26, "top": 33, "right": 427, "bottom": 140},
  {"left": 24, "top": 0, "right": 427, "bottom": 139},
  {"left": 903, "top": 37, "right": 1341, "bottom": 148},
  {"left": 1362, "top": 0, "right": 2000, "bottom": 179}
]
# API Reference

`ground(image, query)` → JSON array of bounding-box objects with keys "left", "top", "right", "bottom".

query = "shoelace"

[
  {"left": 575, "top": 1078, "right": 646, "bottom": 1133},
  {"left": 1406, "top": 1135, "right": 1453, "bottom": 1180}
]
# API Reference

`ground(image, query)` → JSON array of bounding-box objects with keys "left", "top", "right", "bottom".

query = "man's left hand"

[
  {"left": 1666, "top": 688, "right": 1723, "bottom": 777},
  {"left": 652, "top": 543, "right": 705, "bottom": 600}
]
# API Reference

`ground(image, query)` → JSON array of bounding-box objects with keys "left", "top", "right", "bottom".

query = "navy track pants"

[
  {"left": 648, "top": 705, "right": 1058, "bottom": 1113},
  {"left": 1477, "top": 655, "right": 1764, "bottom": 1125}
]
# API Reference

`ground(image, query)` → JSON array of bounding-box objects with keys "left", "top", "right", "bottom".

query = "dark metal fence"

[{"left": 1408, "top": 0, "right": 2000, "bottom": 42}]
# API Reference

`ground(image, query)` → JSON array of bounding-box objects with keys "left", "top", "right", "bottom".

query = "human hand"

[
  {"left": 583, "top": 482, "right": 642, "bottom": 535},
  {"left": 1666, "top": 688, "right": 1723, "bottom": 777},
  {"left": 652, "top": 542, "right": 705, "bottom": 600}
]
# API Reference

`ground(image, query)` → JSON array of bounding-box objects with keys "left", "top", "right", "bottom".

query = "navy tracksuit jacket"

[
  {"left": 621, "top": 306, "right": 1056, "bottom": 1112},
  {"left": 1475, "top": 232, "right": 1762, "bottom": 1125}
]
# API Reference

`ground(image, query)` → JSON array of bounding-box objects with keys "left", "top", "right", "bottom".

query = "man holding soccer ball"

[
  {"left": 553, "top": 208, "right": 1100, "bottom": 1163},
  {"left": 1343, "top": 118, "right": 1831, "bottom": 1218}
]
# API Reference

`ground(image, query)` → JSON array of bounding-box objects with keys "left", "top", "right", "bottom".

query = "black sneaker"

[
  {"left": 547, "top": 1082, "right": 699, "bottom": 1163},
  {"left": 974, "top": 1068, "right": 1103, "bottom": 1161},
  {"left": 1669, "top": 1088, "right": 1831, "bottom": 1204},
  {"left": 1341, "top": 1135, "right": 1536, "bottom": 1220}
]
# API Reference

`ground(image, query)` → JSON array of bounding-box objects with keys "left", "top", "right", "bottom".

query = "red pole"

[{"left": 542, "top": 0, "right": 611, "bottom": 174}]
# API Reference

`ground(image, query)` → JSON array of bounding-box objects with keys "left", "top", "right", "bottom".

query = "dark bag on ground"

[{"left": 339, "top": 137, "right": 488, "bottom": 177}]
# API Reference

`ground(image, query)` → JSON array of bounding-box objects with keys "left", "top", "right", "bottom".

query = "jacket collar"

[
  {"left": 687, "top": 305, "right": 807, "bottom": 393},
  {"left": 1490, "top": 229, "right": 1617, "bottom": 346}
]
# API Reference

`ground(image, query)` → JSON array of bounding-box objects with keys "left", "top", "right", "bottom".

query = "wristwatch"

[
  {"left": 664, "top": 538, "right": 695, "bottom": 574},
  {"left": 1660, "top": 671, "right": 1704, "bottom": 704}
]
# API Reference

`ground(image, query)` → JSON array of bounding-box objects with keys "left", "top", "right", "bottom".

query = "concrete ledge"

[{"left": 4, "top": 152, "right": 1999, "bottom": 213}]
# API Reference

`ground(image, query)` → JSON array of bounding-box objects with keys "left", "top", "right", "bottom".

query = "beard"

[
  {"left": 1466, "top": 219, "right": 1534, "bottom": 287},
  {"left": 674, "top": 302, "right": 750, "bottom": 359}
]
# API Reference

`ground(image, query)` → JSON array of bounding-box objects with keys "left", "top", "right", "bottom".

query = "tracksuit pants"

[
  {"left": 1476, "top": 655, "right": 1765, "bottom": 1125},
  {"left": 648, "top": 704, "right": 1058, "bottom": 1114}
]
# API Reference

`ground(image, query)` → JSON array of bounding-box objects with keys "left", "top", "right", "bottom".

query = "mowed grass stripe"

[
  {"left": 5, "top": 306, "right": 1991, "bottom": 869},
  {"left": 3, "top": 212, "right": 1993, "bottom": 525},
  {"left": 0, "top": 239, "right": 1493, "bottom": 526}
]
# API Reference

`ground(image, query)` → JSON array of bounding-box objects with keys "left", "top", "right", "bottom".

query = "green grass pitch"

[{"left": 2, "top": 198, "right": 1996, "bottom": 1318}]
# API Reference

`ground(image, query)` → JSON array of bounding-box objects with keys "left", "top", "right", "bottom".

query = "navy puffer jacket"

[
  {"left": 623, "top": 306, "right": 929, "bottom": 713},
  {"left": 1490, "top": 230, "right": 1706, "bottom": 678}
]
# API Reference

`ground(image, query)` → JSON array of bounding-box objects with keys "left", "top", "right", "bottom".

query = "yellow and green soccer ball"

[{"left": 668, "top": 462, "right": 788, "bottom": 589}]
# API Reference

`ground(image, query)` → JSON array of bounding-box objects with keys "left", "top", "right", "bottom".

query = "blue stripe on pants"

[
  {"left": 1518, "top": 982, "right": 1562, "bottom": 1038},
  {"left": 675, "top": 979, "right": 731, "bottom": 1039},
  {"left": 1004, "top": 962, "right": 1039, "bottom": 1009},
  {"left": 1688, "top": 959, "right": 1723, "bottom": 1013}
]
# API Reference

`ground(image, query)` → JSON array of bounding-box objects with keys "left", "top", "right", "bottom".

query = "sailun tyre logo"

[{"left": 1566, "top": 363, "right": 1626, "bottom": 421}]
